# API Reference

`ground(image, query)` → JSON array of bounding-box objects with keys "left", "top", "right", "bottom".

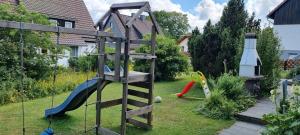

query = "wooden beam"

[
  {"left": 100, "top": 99, "right": 122, "bottom": 108},
  {"left": 95, "top": 9, "right": 112, "bottom": 27},
  {"left": 130, "top": 39, "right": 151, "bottom": 45},
  {"left": 0, "top": 20, "right": 123, "bottom": 38},
  {"left": 98, "top": 127, "right": 120, "bottom": 135},
  {"left": 127, "top": 99, "right": 148, "bottom": 107},
  {"left": 114, "top": 41, "right": 121, "bottom": 81},
  {"left": 126, "top": 6, "right": 147, "bottom": 27},
  {"left": 111, "top": 2, "right": 147, "bottom": 10},
  {"left": 126, "top": 118, "right": 152, "bottom": 129},
  {"left": 148, "top": 11, "right": 162, "bottom": 34},
  {"left": 128, "top": 89, "right": 149, "bottom": 99},
  {"left": 126, "top": 105, "right": 153, "bottom": 119}
]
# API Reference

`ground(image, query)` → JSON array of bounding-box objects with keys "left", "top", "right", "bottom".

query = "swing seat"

[{"left": 40, "top": 128, "right": 54, "bottom": 135}]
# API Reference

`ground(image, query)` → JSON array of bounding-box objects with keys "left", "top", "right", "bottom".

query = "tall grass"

[{"left": 0, "top": 71, "right": 96, "bottom": 105}]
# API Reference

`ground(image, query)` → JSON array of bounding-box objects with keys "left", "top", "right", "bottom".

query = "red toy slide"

[{"left": 176, "top": 81, "right": 196, "bottom": 97}]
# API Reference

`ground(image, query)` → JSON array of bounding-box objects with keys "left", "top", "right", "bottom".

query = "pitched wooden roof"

[{"left": 267, "top": 0, "right": 288, "bottom": 19}]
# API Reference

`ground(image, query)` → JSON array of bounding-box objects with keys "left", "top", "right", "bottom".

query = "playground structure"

[
  {"left": 177, "top": 72, "right": 210, "bottom": 98},
  {"left": 0, "top": 2, "right": 160, "bottom": 135}
]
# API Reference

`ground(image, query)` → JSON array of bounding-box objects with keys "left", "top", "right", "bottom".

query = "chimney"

[{"left": 239, "top": 33, "right": 262, "bottom": 77}]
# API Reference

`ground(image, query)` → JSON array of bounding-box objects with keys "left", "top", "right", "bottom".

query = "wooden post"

[
  {"left": 96, "top": 23, "right": 105, "bottom": 135},
  {"left": 120, "top": 26, "right": 131, "bottom": 135},
  {"left": 114, "top": 39, "right": 121, "bottom": 81},
  {"left": 148, "top": 25, "right": 156, "bottom": 126}
]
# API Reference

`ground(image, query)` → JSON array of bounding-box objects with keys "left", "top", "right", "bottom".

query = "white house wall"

[
  {"left": 274, "top": 24, "right": 300, "bottom": 60},
  {"left": 179, "top": 38, "right": 189, "bottom": 53}
]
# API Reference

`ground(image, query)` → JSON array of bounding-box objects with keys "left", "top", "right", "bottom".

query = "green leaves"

[
  {"left": 152, "top": 11, "right": 189, "bottom": 39},
  {"left": 134, "top": 35, "right": 189, "bottom": 81}
]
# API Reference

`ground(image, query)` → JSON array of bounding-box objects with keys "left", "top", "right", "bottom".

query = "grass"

[{"left": 0, "top": 75, "right": 234, "bottom": 135}]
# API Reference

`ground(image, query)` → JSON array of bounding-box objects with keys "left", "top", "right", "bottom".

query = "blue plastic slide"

[{"left": 45, "top": 78, "right": 110, "bottom": 117}]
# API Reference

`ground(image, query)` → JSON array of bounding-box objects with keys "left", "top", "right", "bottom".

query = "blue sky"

[
  {"left": 172, "top": 0, "right": 227, "bottom": 12},
  {"left": 84, "top": 0, "right": 283, "bottom": 30}
]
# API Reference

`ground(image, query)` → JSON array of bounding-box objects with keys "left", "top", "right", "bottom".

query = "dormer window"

[
  {"left": 49, "top": 18, "right": 75, "bottom": 28},
  {"left": 65, "top": 21, "right": 73, "bottom": 28}
]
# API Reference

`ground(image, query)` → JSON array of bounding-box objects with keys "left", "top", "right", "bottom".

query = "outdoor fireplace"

[{"left": 239, "top": 33, "right": 263, "bottom": 96}]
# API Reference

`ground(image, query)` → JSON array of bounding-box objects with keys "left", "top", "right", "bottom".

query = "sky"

[{"left": 83, "top": 0, "right": 284, "bottom": 31}]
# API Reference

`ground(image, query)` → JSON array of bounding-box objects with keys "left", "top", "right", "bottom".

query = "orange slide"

[{"left": 176, "top": 81, "right": 196, "bottom": 97}]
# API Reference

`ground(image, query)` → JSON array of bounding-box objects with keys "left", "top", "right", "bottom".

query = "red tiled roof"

[{"left": 177, "top": 34, "right": 192, "bottom": 44}]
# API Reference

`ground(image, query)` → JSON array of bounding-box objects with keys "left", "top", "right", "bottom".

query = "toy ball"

[
  {"left": 154, "top": 96, "right": 162, "bottom": 103},
  {"left": 40, "top": 128, "right": 54, "bottom": 135}
]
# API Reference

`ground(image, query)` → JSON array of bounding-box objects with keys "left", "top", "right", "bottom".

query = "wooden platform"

[{"left": 105, "top": 71, "right": 149, "bottom": 83}]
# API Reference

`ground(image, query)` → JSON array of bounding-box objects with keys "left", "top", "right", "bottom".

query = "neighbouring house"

[
  {"left": 177, "top": 34, "right": 191, "bottom": 55},
  {"left": 0, "top": 0, "right": 96, "bottom": 67},
  {"left": 267, "top": 0, "right": 300, "bottom": 61},
  {"left": 97, "top": 13, "right": 159, "bottom": 49}
]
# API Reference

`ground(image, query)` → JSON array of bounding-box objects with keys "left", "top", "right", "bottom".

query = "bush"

[
  {"left": 134, "top": 35, "right": 189, "bottom": 81},
  {"left": 216, "top": 73, "right": 245, "bottom": 100},
  {"left": 69, "top": 55, "right": 97, "bottom": 72},
  {"left": 257, "top": 28, "right": 281, "bottom": 95},
  {"left": 198, "top": 74, "right": 255, "bottom": 119}
]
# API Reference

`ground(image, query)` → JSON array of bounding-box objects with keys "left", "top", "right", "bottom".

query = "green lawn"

[{"left": 0, "top": 77, "right": 233, "bottom": 135}]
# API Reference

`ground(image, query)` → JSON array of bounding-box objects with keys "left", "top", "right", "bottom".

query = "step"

[
  {"left": 128, "top": 89, "right": 150, "bottom": 99},
  {"left": 126, "top": 118, "right": 152, "bottom": 130},
  {"left": 129, "top": 82, "right": 151, "bottom": 89},
  {"left": 126, "top": 105, "right": 153, "bottom": 119},
  {"left": 219, "top": 121, "right": 265, "bottom": 135},
  {"left": 234, "top": 98, "right": 276, "bottom": 125}
]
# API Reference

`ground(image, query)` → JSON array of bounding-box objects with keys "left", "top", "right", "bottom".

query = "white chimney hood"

[{"left": 239, "top": 33, "right": 262, "bottom": 77}]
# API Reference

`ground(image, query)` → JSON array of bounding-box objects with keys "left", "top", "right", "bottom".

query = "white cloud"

[
  {"left": 246, "top": 0, "right": 283, "bottom": 27},
  {"left": 194, "top": 0, "right": 226, "bottom": 24},
  {"left": 83, "top": 0, "right": 286, "bottom": 32}
]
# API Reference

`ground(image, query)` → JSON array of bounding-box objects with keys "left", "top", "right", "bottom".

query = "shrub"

[
  {"left": 198, "top": 89, "right": 236, "bottom": 119},
  {"left": 257, "top": 28, "right": 281, "bottom": 95},
  {"left": 216, "top": 73, "right": 245, "bottom": 100},
  {"left": 134, "top": 35, "right": 189, "bottom": 81},
  {"left": 198, "top": 74, "right": 255, "bottom": 119}
]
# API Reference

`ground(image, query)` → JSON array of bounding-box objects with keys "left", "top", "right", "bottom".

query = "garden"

[{"left": 0, "top": 0, "right": 299, "bottom": 135}]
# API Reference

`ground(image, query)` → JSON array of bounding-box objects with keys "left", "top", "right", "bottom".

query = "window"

[
  {"left": 65, "top": 21, "right": 73, "bottom": 28},
  {"left": 70, "top": 46, "right": 78, "bottom": 57},
  {"left": 49, "top": 18, "right": 75, "bottom": 28}
]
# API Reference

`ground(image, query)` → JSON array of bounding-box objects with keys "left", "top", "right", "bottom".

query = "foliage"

[
  {"left": 263, "top": 87, "right": 300, "bottom": 135},
  {"left": 0, "top": 3, "right": 54, "bottom": 80},
  {"left": 198, "top": 74, "right": 255, "bottom": 119},
  {"left": 152, "top": 11, "right": 189, "bottom": 39},
  {"left": 189, "top": 0, "right": 256, "bottom": 77},
  {"left": 68, "top": 47, "right": 115, "bottom": 72},
  {"left": 257, "top": 27, "right": 281, "bottom": 94},
  {"left": 188, "top": 21, "right": 223, "bottom": 77},
  {"left": 246, "top": 12, "right": 261, "bottom": 33},
  {"left": 287, "top": 66, "right": 300, "bottom": 79},
  {"left": 0, "top": 71, "right": 95, "bottom": 105},
  {"left": 134, "top": 35, "right": 189, "bottom": 81}
]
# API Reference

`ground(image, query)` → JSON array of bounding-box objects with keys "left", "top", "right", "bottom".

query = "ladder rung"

[
  {"left": 127, "top": 108, "right": 148, "bottom": 119},
  {"left": 127, "top": 99, "right": 148, "bottom": 107},
  {"left": 126, "top": 118, "right": 152, "bottom": 130},
  {"left": 100, "top": 99, "right": 122, "bottom": 108},
  {"left": 129, "top": 82, "right": 151, "bottom": 89},
  {"left": 126, "top": 105, "right": 152, "bottom": 119},
  {"left": 128, "top": 89, "right": 149, "bottom": 99}
]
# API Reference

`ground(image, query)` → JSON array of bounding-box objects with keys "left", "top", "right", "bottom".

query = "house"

[
  {"left": 177, "top": 34, "right": 191, "bottom": 54},
  {"left": 0, "top": 0, "right": 96, "bottom": 67},
  {"left": 267, "top": 0, "right": 300, "bottom": 61},
  {"left": 97, "top": 13, "right": 159, "bottom": 48}
]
